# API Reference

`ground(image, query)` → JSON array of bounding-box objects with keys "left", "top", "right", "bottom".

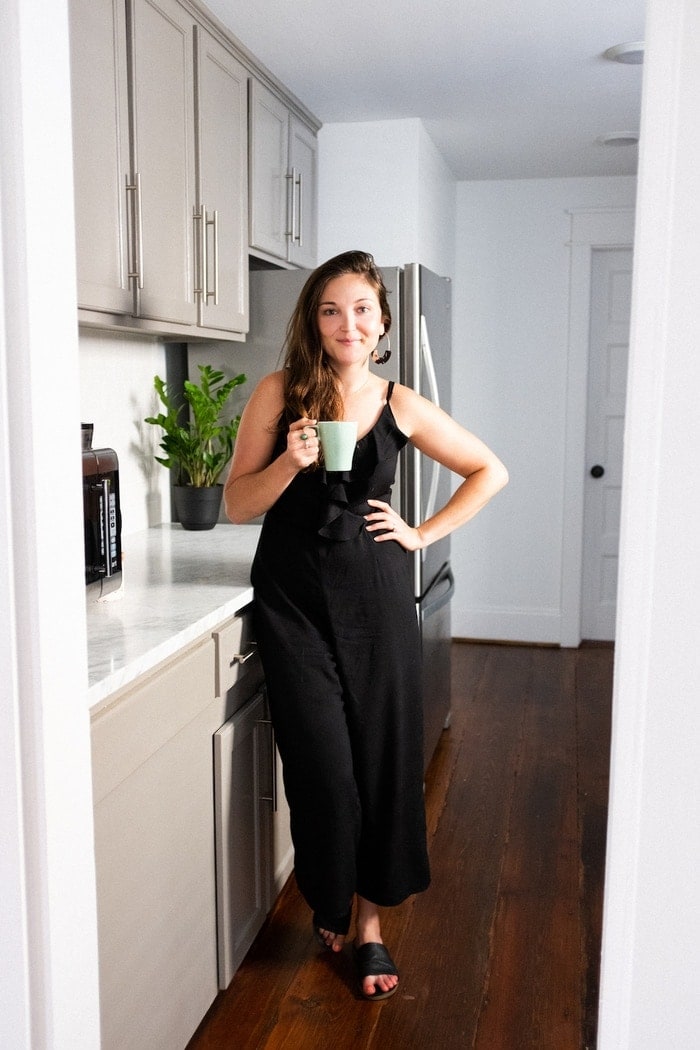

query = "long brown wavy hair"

[{"left": 282, "top": 250, "right": 392, "bottom": 422}]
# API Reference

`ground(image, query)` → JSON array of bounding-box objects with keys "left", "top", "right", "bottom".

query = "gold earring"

[{"left": 372, "top": 334, "right": 391, "bottom": 365}]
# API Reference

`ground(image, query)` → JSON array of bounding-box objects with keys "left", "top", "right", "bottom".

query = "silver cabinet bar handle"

[
  {"left": 125, "top": 175, "right": 134, "bottom": 282},
  {"left": 125, "top": 172, "right": 144, "bottom": 289},
  {"left": 256, "top": 716, "right": 277, "bottom": 811},
  {"left": 134, "top": 172, "right": 144, "bottom": 289},
  {"left": 200, "top": 204, "right": 208, "bottom": 301},
  {"left": 229, "top": 642, "right": 257, "bottom": 667},
  {"left": 295, "top": 171, "right": 303, "bottom": 246},
  {"left": 285, "top": 167, "right": 297, "bottom": 242},
  {"left": 206, "top": 209, "right": 219, "bottom": 305},
  {"left": 193, "top": 205, "right": 206, "bottom": 299}
]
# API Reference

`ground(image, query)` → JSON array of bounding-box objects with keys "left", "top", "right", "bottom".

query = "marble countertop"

[{"left": 86, "top": 523, "right": 261, "bottom": 708}]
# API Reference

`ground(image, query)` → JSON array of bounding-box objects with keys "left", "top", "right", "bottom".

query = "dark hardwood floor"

[{"left": 187, "top": 641, "right": 613, "bottom": 1050}]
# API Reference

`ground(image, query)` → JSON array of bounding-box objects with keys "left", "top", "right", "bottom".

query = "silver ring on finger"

[{"left": 300, "top": 432, "right": 308, "bottom": 442}]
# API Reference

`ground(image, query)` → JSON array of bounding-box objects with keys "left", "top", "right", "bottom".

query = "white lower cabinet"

[
  {"left": 91, "top": 637, "right": 218, "bottom": 1050},
  {"left": 91, "top": 608, "right": 293, "bottom": 1048},
  {"left": 214, "top": 689, "right": 272, "bottom": 988},
  {"left": 213, "top": 689, "right": 295, "bottom": 989}
]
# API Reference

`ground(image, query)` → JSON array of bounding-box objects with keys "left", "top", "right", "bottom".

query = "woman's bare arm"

[
  {"left": 223, "top": 371, "right": 319, "bottom": 523},
  {"left": 365, "top": 383, "right": 508, "bottom": 549}
]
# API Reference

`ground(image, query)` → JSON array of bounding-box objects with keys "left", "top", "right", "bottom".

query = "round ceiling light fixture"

[
  {"left": 603, "top": 41, "right": 645, "bottom": 64},
  {"left": 597, "top": 132, "right": 639, "bottom": 147}
]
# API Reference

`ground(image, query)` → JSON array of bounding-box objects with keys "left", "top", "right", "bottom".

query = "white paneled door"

[{"left": 581, "top": 248, "right": 633, "bottom": 640}]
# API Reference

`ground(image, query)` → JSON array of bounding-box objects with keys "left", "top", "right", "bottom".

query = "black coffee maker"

[{"left": 82, "top": 423, "right": 122, "bottom": 598}]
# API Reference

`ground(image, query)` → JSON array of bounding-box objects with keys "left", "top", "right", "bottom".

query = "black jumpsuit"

[{"left": 251, "top": 383, "right": 430, "bottom": 927}]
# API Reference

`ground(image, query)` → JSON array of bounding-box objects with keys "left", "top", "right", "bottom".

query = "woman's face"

[{"left": 316, "top": 273, "right": 386, "bottom": 369}]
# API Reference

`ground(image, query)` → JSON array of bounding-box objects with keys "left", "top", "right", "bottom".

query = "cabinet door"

[
  {"left": 195, "top": 27, "right": 249, "bottom": 334},
  {"left": 248, "top": 79, "right": 290, "bottom": 262},
  {"left": 92, "top": 640, "right": 218, "bottom": 1050},
  {"left": 70, "top": 0, "right": 132, "bottom": 315},
  {"left": 214, "top": 689, "right": 273, "bottom": 989},
  {"left": 288, "top": 115, "right": 318, "bottom": 269},
  {"left": 128, "top": 0, "right": 197, "bottom": 325}
]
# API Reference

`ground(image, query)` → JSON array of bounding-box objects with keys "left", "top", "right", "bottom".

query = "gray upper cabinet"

[
  {"left": 70, "top": 0, "right": 199, "bottom": 329},
  {"left": 70, "top": 0, "right": 318, "bottom": 340},
  {"left": 248, "top": 82, "right": 289, "bottom": 263},
  {"left": 194, "top": 26, "right": 249, "bottom": 334},
  {"left": 70, "top": 0, "right": 251, "bottom": 340},
  {"left": 249, "top": 79, "right": 318, "bottom": 269},
  {"left": 287, "top": 114, "right": 318, "bottom": 269},
  {"left": 70, "top": 0, "right": 132, "bottom": 316},
  {"left": 129, "top": 0, "right": 198, "bottom": 327}
]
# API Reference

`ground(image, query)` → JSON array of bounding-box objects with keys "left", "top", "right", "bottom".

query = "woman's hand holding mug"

[{"left": 288, "top": 418, "right": 319, "bottom": 470}]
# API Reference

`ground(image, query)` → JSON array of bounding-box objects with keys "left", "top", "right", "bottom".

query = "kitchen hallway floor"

[{"left": 187, "top": 641, "right": 612, "bottom": 1050}]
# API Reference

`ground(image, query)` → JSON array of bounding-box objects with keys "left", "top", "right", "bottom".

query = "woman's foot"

[
  {"left": 353, "top": 942, "right": 400, "bottom": 1000},
  {"left": 312, "top": 909, "right": 351, "bottom": 953},
  {"left": 355, "top": 896, "right": 399, "bottom": 999},
  {"left": 314, "top": 926, "right": 346, "bottom": 952}
]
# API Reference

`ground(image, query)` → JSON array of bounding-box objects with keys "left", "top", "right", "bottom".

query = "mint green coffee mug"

[{"left": 317, "top": 421, "right": 358, "bottom": 471}]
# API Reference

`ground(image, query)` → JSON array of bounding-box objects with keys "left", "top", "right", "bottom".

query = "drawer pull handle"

[
  {"left": 230, "top": 643, "right": 257, "bottom": 667},
  {"left": 256, "top": 715, "right": 277, "bottom": 810}
]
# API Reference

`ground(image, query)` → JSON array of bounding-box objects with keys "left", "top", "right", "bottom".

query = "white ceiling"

[{"left": 205, "top": 0, "right": 645, "bottom": 180}]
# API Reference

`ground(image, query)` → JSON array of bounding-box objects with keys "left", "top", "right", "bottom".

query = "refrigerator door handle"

[
  {"left": 420, "top": 561, "right": 455, "bottom": 614},
  {"left": 420, "top": 314, "right": 442, "bottom": 521}
]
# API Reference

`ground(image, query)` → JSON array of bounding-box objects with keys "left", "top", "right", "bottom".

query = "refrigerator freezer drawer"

[{"left": 420, "top": 563, "right": 454, "bottom": 771}]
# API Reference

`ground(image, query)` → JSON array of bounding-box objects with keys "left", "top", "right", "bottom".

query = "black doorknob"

[{"left": 590, "top": 464, "right": 605, "bottom": 478}]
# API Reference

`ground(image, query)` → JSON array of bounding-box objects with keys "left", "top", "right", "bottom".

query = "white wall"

[
  {"left": 318, "top": 118, "right": 456, "bottom": 276},
  {"left": 0, "top": 1, "right": 100, "bottom": 1045},
  {"left": 452, "top": 176, "right": 636, "bottom": 642},
  {"left": 79, "top": 331, "right": 170, "bottom": 536},
  {"left": 78, "top": 333, "right": 253, "bottom": 537},
  {"left": 598, "top": 0, "right": 700, "bottom": 1044}
]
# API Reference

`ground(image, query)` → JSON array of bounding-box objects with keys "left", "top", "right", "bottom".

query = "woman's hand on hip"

[
  {"left": 287, "top": 418, "right": 319, "bottom": 470},
  {"left": 365, "top": 499, "right": 425, "bottom": 550}
]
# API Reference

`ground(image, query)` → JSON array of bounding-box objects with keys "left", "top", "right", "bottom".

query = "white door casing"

[
  {"left": 561, "top": 208, "right": 635, "bottom": 648},
  {"left": 581, "top": 248, "right": 633, "bottom": 640}
]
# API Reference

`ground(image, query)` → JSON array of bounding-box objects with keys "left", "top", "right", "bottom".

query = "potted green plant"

[{"left": 145, "top": 364, "right": 246, "bottom": 530}]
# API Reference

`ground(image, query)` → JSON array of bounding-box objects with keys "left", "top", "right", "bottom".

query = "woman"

[{"left": 225, "top": 250, "right": 507, "bottom": 1000}]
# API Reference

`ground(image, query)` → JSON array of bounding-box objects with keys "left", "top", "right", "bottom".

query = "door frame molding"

[{"left": 560, "top": 207, "right": 635, "bottom": 647}]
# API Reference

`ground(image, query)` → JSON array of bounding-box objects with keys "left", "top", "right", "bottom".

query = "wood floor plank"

[
  {"left": 575, "top": 646, "right": 614, "bottom": 1049},
  {"left": 473, "top": 648, "right": 582, "bottom": 1049},
  {"left": 186, "top": 642, "right": 613, "bottom": 1050},
  {"left": 374, "top": 645, "right": 537, "bottom": 1048}
]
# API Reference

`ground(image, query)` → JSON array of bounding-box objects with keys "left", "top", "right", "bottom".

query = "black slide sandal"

[{"left": 353, "top": 942, "right": 399, "bottom": 1000}]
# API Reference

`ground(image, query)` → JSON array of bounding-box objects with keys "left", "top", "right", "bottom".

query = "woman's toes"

[
  {"left": 320, "top": 928, "right": 345, "bottom": 952},
  {"left": 364, "top": 973, "right": 398, "bottom": 997}
]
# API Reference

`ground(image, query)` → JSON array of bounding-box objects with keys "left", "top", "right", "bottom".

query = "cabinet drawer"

[
  {"left": 213, "top": 607, "right": 262, "bottom": 698},
  {"left": 91, "top": 636, "right": 216, "bottom": 805}
]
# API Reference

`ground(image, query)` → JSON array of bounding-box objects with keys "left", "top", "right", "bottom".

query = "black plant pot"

[{"left": 173, "top": 485, "right": 223, "bottom": 531}]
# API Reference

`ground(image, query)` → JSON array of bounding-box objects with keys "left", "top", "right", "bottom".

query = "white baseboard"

[{"left": 451, "top": 604, "right": 562, "bottom": 645}]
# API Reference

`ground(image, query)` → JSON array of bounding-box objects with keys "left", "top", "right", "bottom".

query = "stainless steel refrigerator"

[{"left": 247, "top": 262, "right": 454, "bottom": 770}]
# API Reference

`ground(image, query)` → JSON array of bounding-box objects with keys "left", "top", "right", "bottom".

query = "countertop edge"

[
  {"left": 85, "top": 523, "right": 261, "bottom": 710},
  {"left": 86, "top": 584, "right": 255, "bottom": 709}
]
